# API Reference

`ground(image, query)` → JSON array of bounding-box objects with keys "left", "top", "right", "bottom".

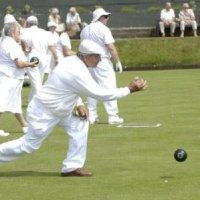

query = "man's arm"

[
  {"left": 106, "top": 43, "right": 123, "bottom": 73},
  {"left": 62, "top": 45, "right": 76, "bottom": 57},
  {"left": 49, "top": 45, "right": 59, "bottom": 65},
  {"left": 160, "top": 10, "right": 165, "bottom": 21},
  {"left": 68, "top": 71, "right": 147, "bottom": 102}
]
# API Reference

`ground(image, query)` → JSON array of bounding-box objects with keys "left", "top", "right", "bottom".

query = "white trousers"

[
  {"left": 87, "top": 58, "right": 119, "bottom": 121},
  {"left": 159, "top": 21, "right": 176, "bottom": 35},
  {"left": 180, "top": 20, "right": 197, "bottom": 31},
  {"left": 26, "top": 53, "right": 48, "bottom": 102},
  {"left": 26, "top": 67, "right": 42, "bottom": 102},
  {"left": 0, "top": 99, "right": 89, "bottom": 173}
]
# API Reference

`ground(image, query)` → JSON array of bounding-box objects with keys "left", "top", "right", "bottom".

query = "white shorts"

[{"left": 0, "top": 72, "right": 23, "bottom": 113}]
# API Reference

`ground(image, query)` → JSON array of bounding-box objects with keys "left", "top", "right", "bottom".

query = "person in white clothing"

[
  {"left": 179, "top": 3, "right": 197, "bottom": 37},
  {"left": 22, "top": 16, "right": 58, "bottom": 101},
  {"left": 1, "top": 14, "right": 17, "bottom": 38},
  {"left": 48, "top": 7, "right": 65, "bottom": 34},
  {"left": 66, "top": 7, "right": 81, "bottom": 34},
  {"left": 159, "top": 2, "right": 176, "bottom": 37},
  {"left": 0, "top": 40, "right": 147, "bottom": 176},
  {"left": 80, "top": 8, "right": 124, "bottom": 125},
  {"left": 46, "top": 21, "right": 59, "bottom": 73},
  {"left": 56, "top": 26, "right": 76, "bottom": 62},
  {"left": 0, "top": 23, "right": 36, "bottom": 136},
  {"left": 47, "top": 21, "right": 59, "bottom": 45},
  {"left": 3, "top": 14, "right": 17, "bottom": 24}
]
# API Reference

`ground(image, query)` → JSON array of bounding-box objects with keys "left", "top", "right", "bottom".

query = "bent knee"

[{"left": 22, "top": 143, "right": 40, "bottom": 154}]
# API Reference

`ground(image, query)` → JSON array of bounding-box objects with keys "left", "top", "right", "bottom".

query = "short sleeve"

[
  {"left": 102, "top": 26, "right": 115, "bottom": 44},
  {"left": 60, "top": 33, "right": 71, "bottom": 49},
  {"left": 172, "top": 9, "right": 175, "bottom": 18},
  {"left": 9, "top": 42, "right": 26, "bottom": 61},
  {"left": 47, "top": 32, "right": 55, "bottom": 46}
]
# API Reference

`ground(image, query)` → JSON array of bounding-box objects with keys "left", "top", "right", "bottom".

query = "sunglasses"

[{"left": 102, "top": 15, "right": 109, "bottom": 19}]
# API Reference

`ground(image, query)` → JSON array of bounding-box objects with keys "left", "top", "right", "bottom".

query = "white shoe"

[
  {"left": 108, "top": 117, "right": 124, "bottom": 125},
  {"left": 0, "top": 129, "right": 10, "bottom": 137},
  {"left": 89, "top": 118, "right": 100, "bottom": 125},
  {"left": 22, "top": 127, "right": 28, "bottom": 134}
]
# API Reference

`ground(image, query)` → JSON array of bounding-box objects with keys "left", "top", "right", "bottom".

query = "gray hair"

[
  {"left": 3, "top": 22, "right": 20, "bottom": 37},
  {"left": 26, "top": 20, "right": 38, "bottom": 27}
]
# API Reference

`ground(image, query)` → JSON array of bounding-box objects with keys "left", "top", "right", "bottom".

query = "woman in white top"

[
  {"left": 179, "top": 3, "right": 197, "bottom": 37},
  {"left": 0, "top": 23, "right": 36, "bottom": 136},
  {"left": 46, "top": 21, "right": 59, "bottom": 73},
  {"left": 56, "top": 26, "right": 76, "bottom": 62}
]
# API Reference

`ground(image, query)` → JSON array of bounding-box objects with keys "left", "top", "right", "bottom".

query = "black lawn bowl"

[
  {"left": 30, "top": 57, "right": 39, "bottom": 65},
  {"left": 174, "top": 149, "right": 187, "bottom": 162}
]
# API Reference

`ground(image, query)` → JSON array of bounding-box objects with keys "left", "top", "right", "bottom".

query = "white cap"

[
  {"left": 4, "top": 14, "right": 16, "bottom": 24},
  {"left": 78, "top": 40, "right": 104, "bottom": 55},
  {"left": 47, "top": 21, "right": 57, "bottom": 28},
  {"left": 27, "top": 16, "right": 38, "bottom": 23},
  {"left": 91, "top": 8, "right": 111, "bottom": 23}
]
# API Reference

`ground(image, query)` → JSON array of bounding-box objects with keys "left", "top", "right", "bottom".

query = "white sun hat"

[
  {"left": 78, "top": 40, "right": 104, "bottom": 55},
  {"left": 4, "top": 14, "right": 16, "bottom": 24},
  {"left": 91, "top": 8, "right": 111, "bottom": 23},
  {"left": 27, "top": 16, "right": 38, "bottom": 23}
]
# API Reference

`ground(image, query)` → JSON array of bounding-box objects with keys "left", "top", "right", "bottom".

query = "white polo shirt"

[
  {"left": 56, "top": 32, "right": 72, "bottom": 53},
  {"left": 0, "top": 37, "right": 26, "bottom": 79},
  {"left": 35, "top": 56, "right": 130, "bottom": 117},
  {"left": 66, "top": 13, "right": 81, "bottom": 24},
  {"left": 51, "top": 31, "right": 59, "bottom": 45},
  {"left": 80, "top": 21, "right": 115, "bottom": 58},
  {"left": 179, "top": 9, "right": 195, "bottom": 21},
  {"left": 21, "top": 26, "right": 51, "bottom": 58},
  {"left": 160, "top": 8, "right": 175, "bottom": 21}
]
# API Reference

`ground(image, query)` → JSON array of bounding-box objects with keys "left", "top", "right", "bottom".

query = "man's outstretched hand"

[{"left": 128, "top": 77, "right": 147, "bottom": 93}]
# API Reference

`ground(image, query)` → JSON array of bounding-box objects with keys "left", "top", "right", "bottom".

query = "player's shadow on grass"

[{"left": 0, "top": 171, "right": 60, "bottom": 177}]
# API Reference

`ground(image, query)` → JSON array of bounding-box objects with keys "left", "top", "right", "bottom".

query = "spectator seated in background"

[
  {"left": 48, "top": 7, "right": 65, "bottom": 34},
  {"left": 66, "top": 7, "right": 82, "bottom": 35},
  {"left": 179, "top": 3, "right": 197, "bottom": 37},
  {"left": 159, "top": 2, "right": 176, "bottom": 37}
]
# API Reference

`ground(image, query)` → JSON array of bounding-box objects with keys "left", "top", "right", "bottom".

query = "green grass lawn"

[
  {"left": 72, "top": 37, "right": 200, "bottom": 68},
  {"left": 0, "top": 69, "right": 200, "bottom": 200}
]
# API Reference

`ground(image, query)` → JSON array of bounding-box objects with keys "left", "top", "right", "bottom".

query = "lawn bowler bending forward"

[{"left": 0, "top": 40, "right": 147, "bottom": 177}]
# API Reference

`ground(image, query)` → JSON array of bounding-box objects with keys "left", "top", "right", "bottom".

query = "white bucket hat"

[
  {"left": 4, "top": 14, "right": 16, "bottom": 24},
  {"left": 78, "top": 40, "right": 104, "bottom": 55},
  {"left": 27, "top": 16, "right": 38, "bottom": 23},
  {"left": 91, "top": 8, "right": 111, "bottom": 23}
]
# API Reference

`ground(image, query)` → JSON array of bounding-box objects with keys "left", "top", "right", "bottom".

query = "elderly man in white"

[
  {"left": 66, "top": 7, "right": 81, "bottom": 33},
  {"left": 159, "top": 2, "right": 176, "bottom": 37},
  {"left": 179, "top": 3, "right": 197, "bottom": 37},
  {"left": 0, "top": 40, "right": 147, "bottom": 176},
  {"left": 80, "top": 8, "right": 124, "bottom": 125},
  {"left": 22, "top": 16, "right": 58, "bottom": 101}
]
